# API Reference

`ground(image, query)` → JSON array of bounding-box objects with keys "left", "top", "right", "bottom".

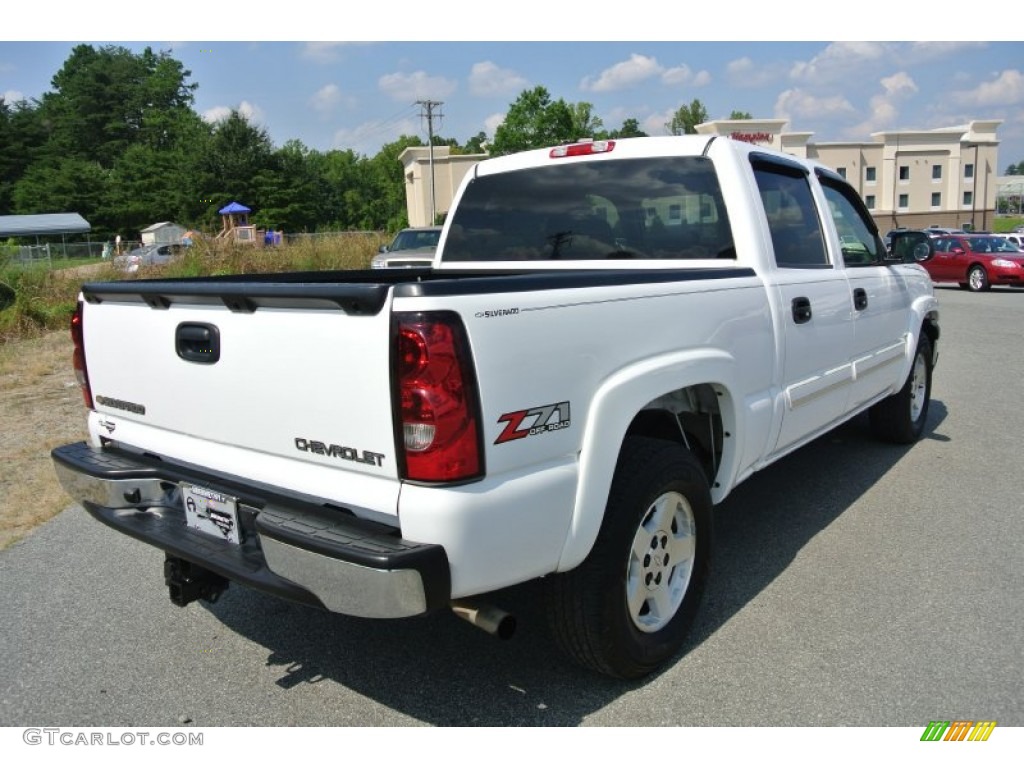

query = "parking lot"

[{"left": 0, "top": 285, "right": 1021, "bottom": 728}]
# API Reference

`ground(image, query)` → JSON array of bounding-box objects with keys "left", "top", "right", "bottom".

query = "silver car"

[
  {"left": 371, "top": 226, "right": 440, "bottom": 269},
  {"left": 115, "top": 243, "right": 183, "bottom": 273}
]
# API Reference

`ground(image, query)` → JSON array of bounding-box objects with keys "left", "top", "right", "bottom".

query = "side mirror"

[
  {"left": 378, "top": 244, "right": 389, "bottom": 253},
  {"left": 888, "top": 231, "right": 933, "bottom": 264}
]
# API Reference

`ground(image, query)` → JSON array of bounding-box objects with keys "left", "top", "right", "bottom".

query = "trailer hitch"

[{"left": 164, "top": 554, "right": 229, "bottom": 607}]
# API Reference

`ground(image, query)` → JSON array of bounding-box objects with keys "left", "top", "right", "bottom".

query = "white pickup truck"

[{"left": 53, "top": 136, "right": 939, "bottom": 678}]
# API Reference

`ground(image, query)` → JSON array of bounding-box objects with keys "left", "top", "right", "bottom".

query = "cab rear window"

[{"left": 443, "top": 157, "right": 735, "bottom": 262}]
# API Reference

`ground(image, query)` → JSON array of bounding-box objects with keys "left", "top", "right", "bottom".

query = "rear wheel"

[
  {"left": 869, "top": 334, "right": 933, "bottom": 443},
  {"left": 546, "top": 437, "right": 712, "bottom": 678}
]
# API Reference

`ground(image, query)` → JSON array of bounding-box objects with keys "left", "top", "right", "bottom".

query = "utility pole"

[{"left": 417, "top": 100, "right": 444, "bottom": 226}]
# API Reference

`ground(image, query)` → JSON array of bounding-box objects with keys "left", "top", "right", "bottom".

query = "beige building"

[
  {"left": 697, "top": 118, "right": 1002, "bottom": 232},
  {"left": 399, "top": 145, "right": 487, "bottom": 227},
  {"left": 402, "top": 119, "right": 1002, "bottom": 233}
]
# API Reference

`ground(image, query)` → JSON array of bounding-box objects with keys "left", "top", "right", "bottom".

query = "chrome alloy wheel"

[
  {"left": 909, "top": 348, "right": 928, "bottom": 423},
  {"left": 626, "top": 491, "right": 696, "bottom": 633}
]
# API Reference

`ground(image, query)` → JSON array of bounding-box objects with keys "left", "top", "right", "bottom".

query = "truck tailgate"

[{"left": 79, "top": 279, "right": 399, "bottom": 499}]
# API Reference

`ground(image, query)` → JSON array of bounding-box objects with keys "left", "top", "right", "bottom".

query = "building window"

[
  {"left": 865, "top": 194, "right": 876, "bottom": 209},
  {"left": 898, "top": 194, "right": 909, "bottom": 209},
  {"left": 668, "top": 204, "right": 681, "bottom": 221},
  {"left": 932, "top": 165, "right": 942, "bottom": 181},
  {"left": 931, "top": 192, "right": 941, "bottom": 208},
  {"left": 836, "top": 167, "right": 847, "bottom": 179},
  {"left": 899, "top": 165, "right": 910, "bottom": 182},
  {"left": 965, "top": 163, "right": 974, "bottom": 179},
  {"left": 865, "top": 166, "right": 877, "bottom": 183},
  {"left": 963, "top": 191, "right": 973, "bottom": 206}
]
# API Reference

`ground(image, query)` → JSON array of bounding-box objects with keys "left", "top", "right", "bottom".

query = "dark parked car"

[
  {"left": 371, "top": 226, "right": 441, "bottom": 269},
  {"left": 920, "top": 234, "right": 1024, "bottom": 292},
  {"left": 115, "top": 243, "right": 184, "bottom": 273}
]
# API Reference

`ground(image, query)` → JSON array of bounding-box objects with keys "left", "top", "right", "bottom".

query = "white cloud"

[
  {"left": 484, "top": 112, "right": 505, "bottom": 137},
  {"left": 310, "top": 84, "right": 342, "bottom": 113},
  {"left": 789, "top": 42, "right": 888, "bottom": 85},
  {"left": 3, "top": 89, "right": 24, "bottom": 104},
  {"left": 641, "top": 108, "right": 677, "bottom": 137},
  {"left": 880, "top": 71, "right": 918, "bottom": 98},
  {"left": 202, "top": 100, "right": 264, "bottom": 125},
  {"left": 661, "top": 64, "right": 711, "bottom": 88},
  {"left": 774, "top": 88, "right": 856, "bottom": 122},
  {"left": 469, "top": 61, "right": 528, "bottom": 97},
  {"left": 842, "top": 73, "right": 918, "bottom": 138},
  {"left": 951, "top": 69, "right": 1024, "bottom": 108},
  {"left": 301, "top": 43, "right": 347, "bottom": 63},
  {"left": 726, "top": 56, "right": 782, "bottom": 88},
  {"left": 581, "top": 53, "right": 663, "bottom": 92},
  {"left": 378, "top": 70, "right": 457, "bottom": 102}
]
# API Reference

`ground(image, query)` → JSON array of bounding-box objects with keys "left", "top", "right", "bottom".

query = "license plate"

[{"left": 181, "top": 484, "right": 240, "bottom": 545}]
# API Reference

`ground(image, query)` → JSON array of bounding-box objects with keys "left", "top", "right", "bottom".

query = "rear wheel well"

[{"left": 625, "top": 384, "right": 723, "bottom": 485}]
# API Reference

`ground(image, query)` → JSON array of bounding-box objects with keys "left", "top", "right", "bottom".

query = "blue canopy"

[{"left": 218, "top": 201, "right": 251, "bottom": 214}]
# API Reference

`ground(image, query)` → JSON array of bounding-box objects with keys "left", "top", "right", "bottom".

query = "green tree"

[
  {"left": 461, "top": 132, "right": 488, "bottom": 154},
  {"left": 492, "top": 87, "right": 606, "bottom": 155},
  {"left": 729, "top": 110, "right": 753, "bottom": 120},
  {"left": 1005, "top": 162, "right": 1022, "bottom": 175},
  {"left": 602, "top": 117, "right": 648, "bottom": 140},
  {"left": 12, "top": 157, "right": 109, "bottom": 226},
  {"left": 666, "top": 99, "right": 709, "bottom": 135},
  {"left": 0, "top": 98, "right": 47, "bottom": 214},
  {"left": 196, "top": 109, "right": 276, "bottom": 220},
  {"left": 36, "top": 44, "right": 197, "bottom": 168},
  {"left": 362, "top": 135, "right": 423, "bottom": 229}
]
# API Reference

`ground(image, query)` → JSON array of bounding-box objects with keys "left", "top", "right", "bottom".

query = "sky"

[{"left": 2, "top": 6, "right": 1023, "bottom": 170}]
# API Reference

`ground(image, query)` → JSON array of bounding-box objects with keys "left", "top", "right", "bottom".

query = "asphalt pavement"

[{"left": 1, "top": 285, "right": 1021, "bottom": 727}]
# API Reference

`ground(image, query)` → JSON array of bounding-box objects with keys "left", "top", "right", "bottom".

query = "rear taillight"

[
  {"left": 394, "top": 312, "right": 482, "bottom": 483},
  {"left": 71, "top": 301, "right": 93, "bottom": 409}
]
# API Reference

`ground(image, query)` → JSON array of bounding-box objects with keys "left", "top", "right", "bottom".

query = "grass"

[
  {"left": 0, "top": 233, "right": 385, "bottom": 345},
  {"left": 0, "top": 331, "right": 88, "bottom": 549},
  {"left": 993, "top": 216, "right": 1023, "bottom": 233}
]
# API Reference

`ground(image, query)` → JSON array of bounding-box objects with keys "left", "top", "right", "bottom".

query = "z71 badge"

[{"left": 495, "top": 401, "right": 571, "bottom": 444}]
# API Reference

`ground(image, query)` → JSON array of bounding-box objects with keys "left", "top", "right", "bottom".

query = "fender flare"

[{"left": 555, "top": 348, "right": 741, "bottom": 572}]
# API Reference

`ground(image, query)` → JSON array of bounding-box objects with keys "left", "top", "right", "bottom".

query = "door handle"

[
  {"left": 791, "top": 296, "right": 812, "bottom": 324},
  {"left": 853, "top": 288, "right": 868, "bottom": 311}
]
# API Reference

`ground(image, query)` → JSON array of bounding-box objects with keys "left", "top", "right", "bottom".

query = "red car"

[{"left": 922, "top": 234, "right": 1024, "bottom": 292}]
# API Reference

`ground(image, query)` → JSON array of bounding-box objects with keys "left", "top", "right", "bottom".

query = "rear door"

[{"left": 751, "top": 155, "right": 854, "bottom": 454}]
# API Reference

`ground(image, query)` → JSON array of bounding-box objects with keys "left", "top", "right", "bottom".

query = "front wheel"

[
  {"left": 967, "top": 265, "right": 990, "bottom": 292},
  {"left": 546, "top": 437, "right": 712, "bottom": 678},
  {"left": 869, "top": 334, "right": 933, "bottom": 443}
]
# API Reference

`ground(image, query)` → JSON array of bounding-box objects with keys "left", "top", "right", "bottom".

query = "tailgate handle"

[{"left": 176, "top": 323, "right": 220, "bottom": 364}]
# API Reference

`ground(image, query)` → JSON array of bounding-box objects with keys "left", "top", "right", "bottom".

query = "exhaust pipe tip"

[{"left": 451, "top": 599, "right": 516, "bottom": 640}]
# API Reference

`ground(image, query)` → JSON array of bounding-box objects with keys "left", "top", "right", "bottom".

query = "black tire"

[
  {"left": 967, "top": 265, "right": 990, "bottom": 292},
  {"left": 869, "top": 334, "right": 933, "bottom": 443},
  {"left": 546, "top": 437, "right": 712, "bottom": 679}
]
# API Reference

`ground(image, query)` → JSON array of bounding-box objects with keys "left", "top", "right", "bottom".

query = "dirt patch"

[{"left": 0, "top": 330, "right": 88, "bottom": 549}]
